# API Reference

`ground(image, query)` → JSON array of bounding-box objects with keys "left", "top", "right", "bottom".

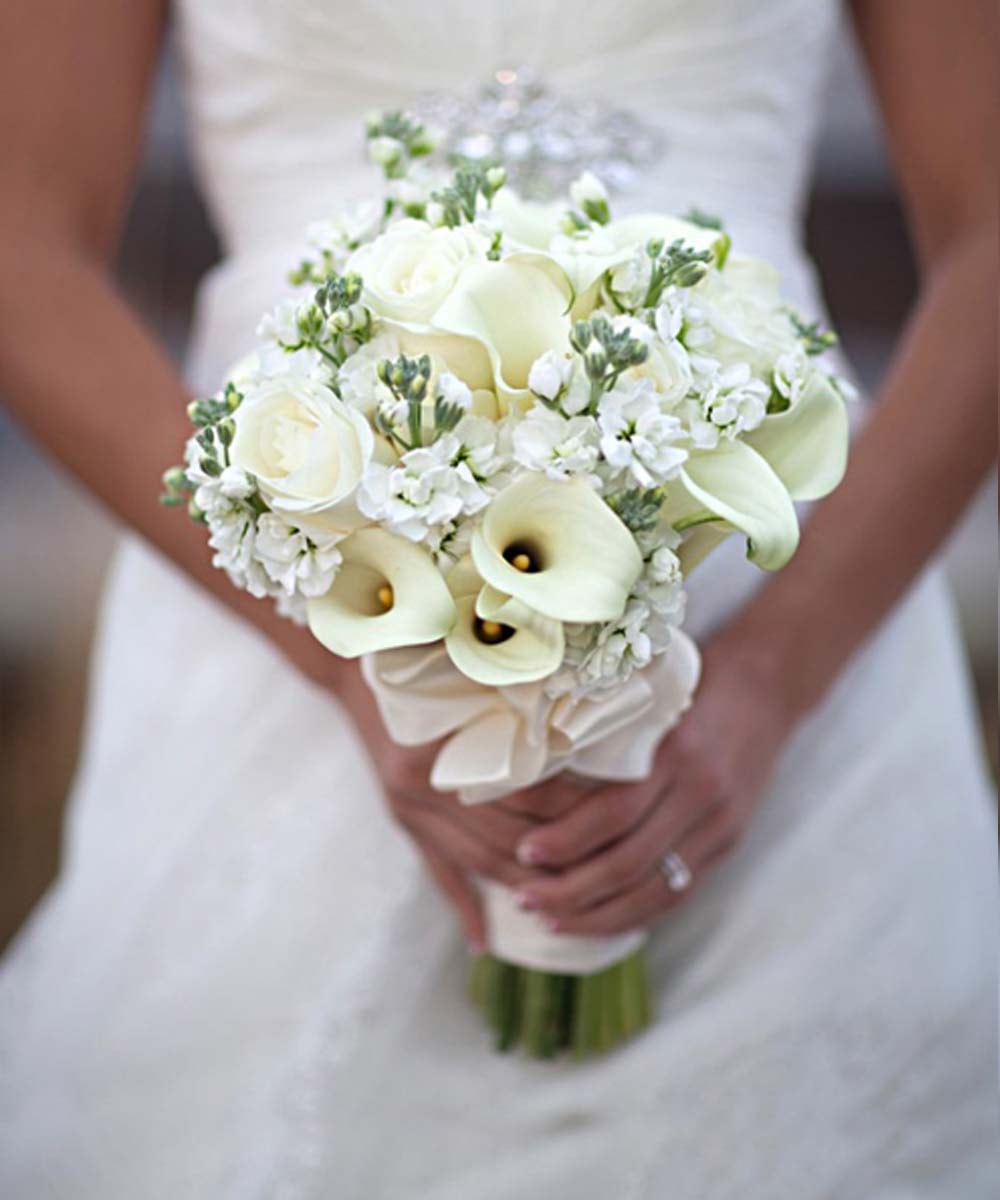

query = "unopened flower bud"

[
  {"left": 368, "top": 135, "right": 403, "bottom": 167},
  {"left": 162, "top": 466, "right": 189, "bottom": 493}
]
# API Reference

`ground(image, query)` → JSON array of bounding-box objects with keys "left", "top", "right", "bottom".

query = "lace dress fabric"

[{"left": 0, "top": 2, "right": 997, "bottom": 1196}]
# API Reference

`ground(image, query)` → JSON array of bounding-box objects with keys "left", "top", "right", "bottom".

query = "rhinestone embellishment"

[{"left": 414, "top": 67, "right": 666, "bottom": 200}]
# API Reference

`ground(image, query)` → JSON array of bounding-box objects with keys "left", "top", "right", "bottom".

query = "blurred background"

[{"left": 1, "top": 27, "right": 996, "bottom": 950}]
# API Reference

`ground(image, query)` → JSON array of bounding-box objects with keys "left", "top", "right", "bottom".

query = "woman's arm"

[
  {"left": 753, "top": 0, "right": 997, "bottom": 715},
  {"left": 0, "top": 0, "right": 542, "bottom": 949},
  {"left": 0, "top": 0, "right": 316, "bottom": 679},
  {"left": 507, "top": 0, "right": 997, "bottom": 930}
]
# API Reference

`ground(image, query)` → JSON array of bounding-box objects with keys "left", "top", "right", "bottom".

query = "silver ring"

[{"left": 658, "top": 850, "right": 692, "bottom": 892}]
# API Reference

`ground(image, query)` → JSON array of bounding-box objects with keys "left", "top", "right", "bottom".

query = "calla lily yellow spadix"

[
  {"left": 443, "top": 557, "right": 565, "bottom": 686},
  {"left": 307, "top": 528, "right": 456, "bottom": 657},
  {"left": 471, "top": 475, "right": 643, "bottom": 623}
]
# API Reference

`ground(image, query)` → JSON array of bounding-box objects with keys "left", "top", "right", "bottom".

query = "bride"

[{"left": 0, "top": 1, "right": 996, "bottom": 1196}]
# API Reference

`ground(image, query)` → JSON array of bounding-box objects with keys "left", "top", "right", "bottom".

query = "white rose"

[
  {"left": 229, "top": 375, "right": 374, "bottom": 520},
  {"left": 348, "top": 219, "right": 489, "bottom": 325}
]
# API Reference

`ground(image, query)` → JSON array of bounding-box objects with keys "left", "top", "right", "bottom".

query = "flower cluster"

[{"left": 164, "top": 113, "right": 851, "bottom": 697}]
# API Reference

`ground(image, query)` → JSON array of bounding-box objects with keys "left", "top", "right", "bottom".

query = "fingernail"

[
  {"left": 516, "top": 890, "right": 540, "bottom": 911},
  {"left": 517, "top": 841, "right": 546, "bottom": 866}
]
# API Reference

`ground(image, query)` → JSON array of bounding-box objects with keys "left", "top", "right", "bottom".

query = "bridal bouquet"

[{"left": 163, "top": 113, "right": 850, "bottom": 1057}]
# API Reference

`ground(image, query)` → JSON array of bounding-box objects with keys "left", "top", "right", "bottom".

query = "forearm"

[
  {"left": 0, "top": 240, "right": 350, "bottom": 691},
  {"left": 731, "top": 225, "right": 996, "bottom": 717}
]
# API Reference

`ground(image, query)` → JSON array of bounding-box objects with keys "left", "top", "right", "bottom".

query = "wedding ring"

[{"left": 658, "top": 850, "right": 692, "bottom": 892}]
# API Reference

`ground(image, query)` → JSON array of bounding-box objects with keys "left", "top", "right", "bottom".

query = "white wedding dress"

[{"left": 1, "top": 2, "right": 997, "bottom": 1196}]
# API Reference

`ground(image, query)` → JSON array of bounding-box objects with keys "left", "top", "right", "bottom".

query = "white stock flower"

[
  {"left": 305, "top": 200, "right": 383, "bottom": 270},
  {"left": 257, "top": 298, "right": 303, "bottom": 348},
  {"left": 229, "top": 375, "right": 374, "bottom": 522},
  {"left": 609, "top": 247, "right": 653, "bottom": 309},
  {"left": 511, "top": 408, "right": 600, "bottom": 483},
  {"left": 358, "top": 417, "right": 498, "bottom": 543},
  {"left": 436, "top": 371, "right": 473, "bottom": 414},
  {"left": 387, "top": 177, "right": 430, "bottom": 211},
  {"left": 687, "top": 362, "right": 770, "bottom": 446},
  {"left": 772, "top": 347, "right": 810, "bottom": 409},
  {"left": 252, "top": 512, "right": 343, "bottom": 598},
  {"left": 348, "top": 219, "right": 489, "bottom": 324},
  {"left": 337, "top": 333, "right": 401, "bottom": 414},
  {"left": 206, "top": 505, "right": 272, "bottom": 599},
  {"left": 598, "top": 381, "right": 688, "bottom": 486},
  {"left": 217, "top": 465, "right": 256, "bottom": 500},
  {"left": 527, "top": 350, "right": 573, "bottom": 403}
]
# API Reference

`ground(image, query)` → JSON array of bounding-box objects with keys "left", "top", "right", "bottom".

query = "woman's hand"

[
  {"left": 336, "top": 663, "right": 546, "bottom": 952},
  {"left": 505, "top": 628, "right": 797, "bottom": 936}
]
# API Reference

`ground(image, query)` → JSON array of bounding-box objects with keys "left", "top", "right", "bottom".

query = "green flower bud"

[
  {"left": 570, "top": 320, "right": 592, "bottom": 354},
  {"left": 162, "top": 466, "right": 189, "bottom": 494},
  {"left": 584, "top": 346, "right": 608, "bottom": 379}
]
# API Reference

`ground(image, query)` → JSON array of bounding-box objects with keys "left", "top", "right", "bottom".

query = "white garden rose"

[
  {"left": 348, "top": 219, "right": 489, "bottom": 325},
  {"left": 229, "top": 375, "right": 374, "bottom": 521}
]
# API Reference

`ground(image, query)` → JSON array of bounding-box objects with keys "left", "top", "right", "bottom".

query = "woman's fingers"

[
  {"left": 415, "top": 838, "right": 486, "bottom": 952},
  {"left": 405, "top": 805, "right": 540, "bottom": 890},
  {"left": 430, "top": 795, "right": 538, "bottom": 860},
  {"left": 514, "top": 784, "right": 714, "bottom": 916},
  {"left": 514, "top": 778, "right": 661, "bottom": 869},
  {"left": 543, "top": 808, "right": 739, "bottom": 936},
  {"left": 498, "top": 775, "right": 594, "bottom": 821}
]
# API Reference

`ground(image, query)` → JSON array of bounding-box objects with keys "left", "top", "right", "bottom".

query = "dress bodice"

[{"left": 174, "top": 0, "right": 841, "bottom": 259}]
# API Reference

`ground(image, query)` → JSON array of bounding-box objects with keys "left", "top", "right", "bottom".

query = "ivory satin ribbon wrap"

[{"left": 362, "top": 631, "right": 701, "bottom": 973}]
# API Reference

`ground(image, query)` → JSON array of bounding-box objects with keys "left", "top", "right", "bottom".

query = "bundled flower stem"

[{"left": 468, "top": 949, "right": 651, "bottom": 1059}]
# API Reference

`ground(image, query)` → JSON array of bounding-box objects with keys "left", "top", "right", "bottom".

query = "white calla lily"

[
  {"left": 471, "top": 474, "right": 642, "bottom": 622},
  {"left": 430, "top": 256, "right": 574, "bottom": 412},
  {"left": 307, "top": 528, "right": 456, "bottom": 656},
  {"left": 672, "top": 440, "right": 800, "bottom": 571},
  {"left": 443, "top": 558, "right": 565, "bottom": 687},
  {"left": 746, "top": 372, "right": 849, "bottom": 500}
]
